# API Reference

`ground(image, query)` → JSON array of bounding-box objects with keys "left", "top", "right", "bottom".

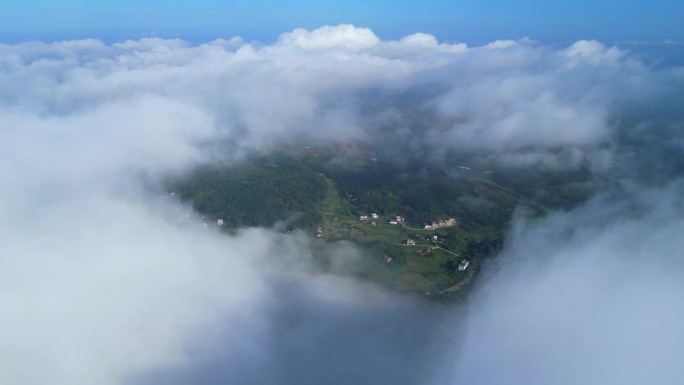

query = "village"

[
  {"left": 359, "top": 212, "right": 457, "bottom": 230},
  {"left": 355, "top": 212, "right": 470, "bottom": 272}
]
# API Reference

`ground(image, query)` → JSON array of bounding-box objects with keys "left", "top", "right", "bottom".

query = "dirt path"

[
  {"left": 399, "top": 222, "right": 427, "bottom": 231},
  {"left": 440, "top": 270, "right": 475, "bottom": 294},
  {"left": 434, "top": 246, "right": 459, "bottom": 256}
]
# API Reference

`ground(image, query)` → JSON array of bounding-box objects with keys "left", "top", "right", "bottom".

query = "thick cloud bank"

[
  {"left": 0, "top": 24, "right": 668, "bottom": 165},
  {"left": 1, "top": 24, "right": 684, "bottom": 385},
  {"left": 438, "top": 183, "right": 684, "bottom": 385}
]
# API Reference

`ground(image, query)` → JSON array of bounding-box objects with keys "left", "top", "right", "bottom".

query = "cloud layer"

[
  {"left": 1, "top": 24, "right": 667, "bottom": 166},
  {"left": 441, "top": 183, "right": 684, "bottom": 385},
  {"left": 1, "top": 24, "right": 683, "bottom": 385}
]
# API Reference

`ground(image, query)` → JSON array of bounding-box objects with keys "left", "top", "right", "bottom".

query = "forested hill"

[
  {"left": 172, "top": 145, "right": 593, "bottom": 231},
  {"left": 170, "top": 145, "right": 596, "bottom": 296},
  {"left": 174, "top": 155, "right": 328, "bottom": 229}
]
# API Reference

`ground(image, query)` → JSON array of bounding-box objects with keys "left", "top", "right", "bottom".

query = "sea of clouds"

[{"left": 1, "top": 24, "right": 684, "bottom": 385}]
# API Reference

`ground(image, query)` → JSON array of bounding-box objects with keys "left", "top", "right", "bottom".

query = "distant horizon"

[
  {"left": 3, "top": 25, "right": 683, "bottom": 68},
  {"left": 3, "top": 0, "right": 683, "bottom": 46}
]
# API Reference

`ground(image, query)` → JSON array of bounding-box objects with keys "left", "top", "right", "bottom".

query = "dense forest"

[{"left": 173, "top": 155, "right": 328, "bottom": 229}]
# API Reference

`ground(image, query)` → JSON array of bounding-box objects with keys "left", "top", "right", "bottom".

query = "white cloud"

[
  {"left": 436, "top": 184, "right": 684, "bottom": 385},
  {"left": 278, "top": 24, "right": 381, "bottom": 51},
  {"left": 485, "top": 39, "right": 518, "bottom": 49},
  {"left": 562, "top": 39, "right": 625, "bottom": 63},
  {"left": 1, "top": 24, "right": 663, "bottom": 165}
]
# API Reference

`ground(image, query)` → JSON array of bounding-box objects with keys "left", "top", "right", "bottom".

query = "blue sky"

[{"left": 2, "top": 0, "right": 684, "bottom": 44}]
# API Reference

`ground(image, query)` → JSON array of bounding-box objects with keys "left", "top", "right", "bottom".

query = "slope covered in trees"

[{"left": 171, "top": 144, "right": 595, "bottom": 296}]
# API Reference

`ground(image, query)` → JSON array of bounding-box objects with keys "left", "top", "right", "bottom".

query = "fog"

[
  {"left": 1, "top": 24, "right": 683, "bottom": 385},
  {"left": 440, "top": 183, "right": 684, "bottom": 385}
]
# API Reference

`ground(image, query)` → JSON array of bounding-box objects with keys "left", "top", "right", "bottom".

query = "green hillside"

[{"left": 171, "top": 144, "right": 594, "bottom": 297}]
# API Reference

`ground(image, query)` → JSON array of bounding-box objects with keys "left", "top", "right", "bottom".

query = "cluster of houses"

[
  {"left": 359, "top": 213, "right": 405, "bottom": 226},
  {"left": 424, "top": 218, "right": 457, "bottom": 230},
  {"left": 317, "top": 227, "right": 323, "bottom": 238},
  {"left": 354, "top": 212, "right": 468, "bottom": 270},
  {"left": 388, "top": 216, "right": 404, "bottom": 225},
  {"left": 359, "top": 213, "right": 380, "bottom": 221},
  {"left": 359, "top": 214, "right": 455, "bottom": 230}
]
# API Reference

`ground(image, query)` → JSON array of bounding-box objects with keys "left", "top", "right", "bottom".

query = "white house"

[
  {"left": 458, "top": 259, "right": 470, "bottom": 271},
  {"left": 216, "top": 219, "right": 224, "bottom": 226}
]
